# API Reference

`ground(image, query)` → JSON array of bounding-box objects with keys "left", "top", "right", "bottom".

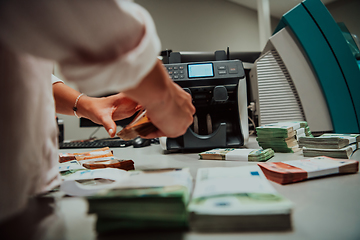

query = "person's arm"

[
  {"left": 0, "top": 0, "right": 195, "bottom": 139},
  {"left": 0, "top": 0, "right": 156, "bottom": 96},
  {"left": 53, "top": 82, "right": 139, "bottom": 137},
  {"left": 124, "top": 60, "right": 195, "bottom": 138}
]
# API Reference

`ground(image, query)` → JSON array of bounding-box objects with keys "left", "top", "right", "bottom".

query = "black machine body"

[{"left": 160, "top": 51, "right": 249, "bottom": 152}]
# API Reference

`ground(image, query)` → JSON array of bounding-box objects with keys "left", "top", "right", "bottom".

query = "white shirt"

[
  {"left": 0, "top": 0, "right": 161, "bottom": 222},
  {"left": 51, "top": 75, "right": 63, "bottom": 85}
]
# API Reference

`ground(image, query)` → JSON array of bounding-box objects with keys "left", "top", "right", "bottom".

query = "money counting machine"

[{"left": 160, "top": 51, "right": 249, "bottom": 152}]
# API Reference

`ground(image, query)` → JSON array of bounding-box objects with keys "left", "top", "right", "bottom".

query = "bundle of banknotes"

[
  {"left": 199, "top": 148, "right": 274, "bottom": 162},
  {"left": 60, "top": 168, "right": 193, "bottom": 233},
  {"left": 90, "top": 186, "right": 189, "bottom": 233},
  {"left": 188, "top": 165, "right": 293, "bottom": 232},
  {"left": 117, "top": 109, "right": 157, "bottom": 141},
  {"left": 256, "top": 121, "right": 313, "bottom": 153},
  {"left": 298, "top": 133, "right": 359, "bottom": 159},
  {"left": 258, "top": 156, "right": 359, "bottom": 184},
  {"left": 58, "top": 147, "right": 135, "bottom": 172},
  {"left": 58, "top": 147, "right": 114, "bottom": 163}
]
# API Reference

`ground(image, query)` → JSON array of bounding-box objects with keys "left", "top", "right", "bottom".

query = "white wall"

[
  {"left": 55, "top": 0, "right": 359, "bottom": 141},
  {"left": 135, "top": 0, "right": 279, "bottom": 52}
]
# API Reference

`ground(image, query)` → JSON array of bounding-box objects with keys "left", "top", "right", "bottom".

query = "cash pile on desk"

[
  {"left": 299, "top": 133, "right": 359, "bottom": 159},
  {"left": 256, "top": 121, "right": 312, "bottom": 153},
  {"left": 188, "top": 165, "right": 293, "bottom": 232},
  {"left": 199, "top": 148, "right": 274, "bottom": 162},
  {"left": 60, "top": 168, "right": 193, "bottom": 233}
]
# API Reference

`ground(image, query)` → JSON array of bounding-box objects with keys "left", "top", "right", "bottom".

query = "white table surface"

[{"left": 1, "top": 137, "right": 359, "bottom": 240}]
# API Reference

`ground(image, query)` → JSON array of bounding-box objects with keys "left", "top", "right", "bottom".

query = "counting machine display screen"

[{"left": 188, "top": 63, "right": 214, "bottom": 78}]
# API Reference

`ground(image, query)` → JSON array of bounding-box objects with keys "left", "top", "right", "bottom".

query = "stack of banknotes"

[
  {"left": 258, "top": 156, "right": 359, "bottom": 184},
  {"left": 58, "top": 147, "right": 135, "bottom": 172},
  {"left": 199, "top": 148, "right": 274, "bottom": 162},
  {"left": 188, "top": 165, "right": 293, "bottom": 232},
  {"left": 89, "top": 186, "right": 190, "bottom": 233},
  {"left": 60, "top": 168, "right": 193, "bottom": 234},
  {"left": 256, "top": 121, "right": 312, "bottom": 153},
  {"left": 299, "top": 133, "right": 360, "bottom": 159}
]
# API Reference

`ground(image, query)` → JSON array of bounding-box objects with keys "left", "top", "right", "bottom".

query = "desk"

[{"left": 1, "top": 137, "right": 359, "bottom": 240}]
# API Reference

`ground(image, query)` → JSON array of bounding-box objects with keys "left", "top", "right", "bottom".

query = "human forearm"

[
  {"left": 53, "top": 82, "right": 87, "bottom": 117},
  {"left": 53, "top": 82, "right": 139, "bottom": 137},
  {"left": 53, "top": 81, "right": 102, "bottom": 121}
]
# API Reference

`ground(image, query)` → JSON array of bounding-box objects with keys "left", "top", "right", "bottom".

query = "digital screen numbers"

[{"left": 188, "top": 63, "right": 214, "bottom": 78}]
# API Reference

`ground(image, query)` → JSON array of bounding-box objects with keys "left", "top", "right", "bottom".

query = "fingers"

[
  {"left": 100, "top": 115, "right": 117, "bottom": 137},
  {"left": 108, "top": 128, "right": 115, "bottom": 138},
  {"left": 135, "top": 105, "right": 142, "bottom": 111},
  {"left": 149, "top": 83, "right": 195, "bottom": 138},
  {"left": 111, "top": 94, "right": 140, "bottom": 121}
]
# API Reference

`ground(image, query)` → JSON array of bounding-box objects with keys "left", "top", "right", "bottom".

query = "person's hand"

[
  {"left": 78, "top": 93, "right": 139, "bottom": 137},
  {"left": 143, "top": 81, "right": 195, "bottom": 139},
  {"left": 124, "top": 60, "right": 196, "bottom": 139}
]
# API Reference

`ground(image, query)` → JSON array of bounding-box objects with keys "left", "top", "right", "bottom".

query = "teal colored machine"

[{"left": 273, "top": 0, "right": 360, "bottom": 133}]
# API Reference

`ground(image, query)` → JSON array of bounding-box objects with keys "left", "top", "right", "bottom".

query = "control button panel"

[
  {"left": 164, "top": 60, "right": 244, "bottom": 82},
  {"left": 165, "top": 64, "right": 186, "bottom": 80}
]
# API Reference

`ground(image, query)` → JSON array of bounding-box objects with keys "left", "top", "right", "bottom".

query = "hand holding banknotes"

[
  {"left": 124, "top": 60, "right": 196, "bottom": 139},
  {"left": 53, "top": 82, "right": 140, "bottom": 137},
  {"left": 75, "top": 92, "right": 141, "bottom": 137}
]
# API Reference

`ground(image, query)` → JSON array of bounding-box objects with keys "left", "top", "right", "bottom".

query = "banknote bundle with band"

[
  {"left": 82, "top": 158, "right": 134, "bottom": 171},
  {"left": 258, "top": 156, "right": 359, "bottom": 184},
  {"left": 298, "top": 133, "right": 359, "bottom": 159},
  {"left": 188, "top": 165, "right": 293, "bottom": 232},
  {"left": 256, "top": 121, "right": 312, "bottom": 153},
  {"left": 117, "top": 109, "right": 157, "bottom": 141},
  {"left": 199, "top": 148, "right": 274, "bottom": 162},
  {"left": 59, "top": 147, "right": 114, "bottom": 163}
]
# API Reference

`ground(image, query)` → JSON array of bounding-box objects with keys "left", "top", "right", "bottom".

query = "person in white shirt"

[{"left": 0, "top": 0, "right": 195, "bottom": 222}]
